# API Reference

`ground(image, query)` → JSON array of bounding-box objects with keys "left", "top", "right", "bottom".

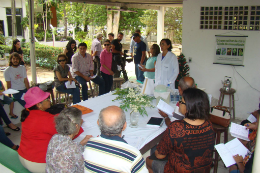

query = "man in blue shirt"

[{"left": 133, "top": 33, "right": 146, "bottom": 82}]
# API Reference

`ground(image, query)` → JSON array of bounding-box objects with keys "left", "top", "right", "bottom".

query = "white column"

[
  {"left": 157, "top": 6, "right": 165, "bottom": 45},
  {"left": 253, "top": 121, "right": 260, "bottom": 172},
  {"left": 107, "top": 6, "right": 112, "bottom": 37},
  {"left": 29, "top": 0, "right": 36, "bottom": 84}
]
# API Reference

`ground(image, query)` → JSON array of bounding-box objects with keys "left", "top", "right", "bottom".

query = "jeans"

[
  {"left": 0, "top": 125, "right": 14, "bottom": 148},
  {"left": 135, "top": 64, "right": 145, "bottom": 82},
  {"left": 101, "top": 71, "right": 113, "bottom": 94},
  {"left": 13, "top": 89, "right": 27, "bottom": 107},
  {"left": 75, "top": 76, "right": 105, "bottom": 101},
  {"left": 56, "top": 84, "right": 81, "bottom": 104},
  {"left": 0, "top": 104, "right": 11, "bottom": 125}
]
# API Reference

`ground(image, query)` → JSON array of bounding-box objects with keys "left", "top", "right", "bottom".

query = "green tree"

[
  {"left": 119, "top": 9, "right": 145, "bottom": 33},
  {"left": 139, "top": 9, "right": 157, "bottom": 37}
]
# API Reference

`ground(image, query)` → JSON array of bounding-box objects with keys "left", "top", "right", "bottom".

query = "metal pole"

[{"left": 29, "top": 0, "right": 37, "bottom": 84}]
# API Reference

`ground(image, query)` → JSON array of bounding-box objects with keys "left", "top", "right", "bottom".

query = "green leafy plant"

[
  {"left": 175, "top": 53, "right": 190, "bottom": 88},
  {"left": 113, "top": 88, "right": 155, "bottom": 116}
]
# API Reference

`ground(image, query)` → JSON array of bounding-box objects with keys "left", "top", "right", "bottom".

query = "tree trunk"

[
  {"left": 44, "top": 2, "right": 48, "bottom": 42},
  {"left": 11, "top": 0, "right": 17, "bottom": 39},
  {"left": 63, "top": 4, "right": 67, "bottom": 38}
]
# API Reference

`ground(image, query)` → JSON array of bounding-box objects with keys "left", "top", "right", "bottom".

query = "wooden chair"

[
  {"left": 55, "top": 90, "right": 71, "bottom": 106},
  {"left": 218, "top": 88, "right": 236, "bottom": 119}
]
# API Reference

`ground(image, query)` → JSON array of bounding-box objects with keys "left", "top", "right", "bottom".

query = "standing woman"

[
  {"left": 140, "top": 44, "right": 160, "bottom": 80},
  {"left": 155, "top": 39, "right": 179, "bottom": 87},
  {"left": 10, "top": 39, "right": 25, "bottom": 65},
  {"left": 54, "top": 54, "right": 81, "bottom": 104},
  {"left": 100, "top": 40, "right": 113, "bottom": 93},
  {"left": 64, "top": 39, "right": 77, "bottom": 65}
]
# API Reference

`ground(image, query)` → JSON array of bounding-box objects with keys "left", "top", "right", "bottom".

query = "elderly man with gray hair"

[
  {"left": 83, "top": 106, "right": 148, "bottom": 173},
  {"left": 46, "top": 107, "right": 92, "bottom": 172},
  {"left": 91, "top": 33, "right": 103, "bottom": 76}
]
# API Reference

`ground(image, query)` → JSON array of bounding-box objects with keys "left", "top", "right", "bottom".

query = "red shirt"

[
  {"left": 18, "top": 110, "right": 57, "bottom": 163},
  {"left": 100, "top": 49, "right": 112, "bottom": 75}
]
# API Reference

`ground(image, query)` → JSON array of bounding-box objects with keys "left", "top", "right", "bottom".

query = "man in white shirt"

[
  {"left": 4, "top": 52, "right": 29, "bottom": 107},
  {"left": 91, "top": 33, "right": 103, "bottom": 76},
  {"left": 130, "top": 29, "right": 150, "bottom": 58},
  {"left": 83, "top": 106, "right": 148, "bottom": 173}
]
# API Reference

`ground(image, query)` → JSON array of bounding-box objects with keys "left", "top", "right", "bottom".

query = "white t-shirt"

[{"left": 4, "top": 66, "right": 27, "bottom": 90}]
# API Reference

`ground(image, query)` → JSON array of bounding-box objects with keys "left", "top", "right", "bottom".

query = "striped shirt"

[
  {"left": 71, "top": 52, "right": 94, "bottom": 78},
  {"left": 83, "top": 134, "right": 148, "bottom": 173}
]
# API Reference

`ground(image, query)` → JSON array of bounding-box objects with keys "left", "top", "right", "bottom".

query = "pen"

[
  {"left": 122, "top": 135, "right": 125, "bottom": 139},
  {"left": 246, "top": 124, "right": 249, "bottom": 127}
]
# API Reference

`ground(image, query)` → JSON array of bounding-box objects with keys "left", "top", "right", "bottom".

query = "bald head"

[
  {"left": 178, "top": 77, "right": 196, "bottom": 95},
  {"left": 98, "top": 106, "right": 126, "bottom": 136}
]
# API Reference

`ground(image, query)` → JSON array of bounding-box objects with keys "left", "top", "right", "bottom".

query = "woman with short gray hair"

[{"left": 45, "top": 107, "right": 92, "bottom": 173}]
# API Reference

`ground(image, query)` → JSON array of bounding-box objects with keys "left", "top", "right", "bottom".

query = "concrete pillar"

[
  {"left": 107, "top": 6, "right": 112, "bottom": 37},
  {"left": 253, "top": 121, "right": 260, "bottom": 172},
  {"left": 112, "top": 9, "right": 120, "bottom": 37},
  {"left": 157, "top": 6, "right": 165, "bottom": 45},
  {"left": 29, "top": 0, "right": 37, "bottom": 84}
]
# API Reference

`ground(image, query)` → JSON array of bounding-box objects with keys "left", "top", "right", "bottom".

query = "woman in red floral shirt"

[{"left": 146, "top": 88, "right": 215, "bottom": 173}]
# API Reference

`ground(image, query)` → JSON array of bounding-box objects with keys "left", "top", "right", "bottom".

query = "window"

[
  {"left": 6, "top": 8, "right": 23, "bottom": 36},
  {"left": 200, "top": 5, "right": 260, "bottom": 31}
]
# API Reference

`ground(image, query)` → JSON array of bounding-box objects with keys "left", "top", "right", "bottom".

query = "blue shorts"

[{"left": 0, "top": 95, "right": 14, "bottom": 105}]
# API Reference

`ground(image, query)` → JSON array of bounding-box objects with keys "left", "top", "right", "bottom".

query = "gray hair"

[
  {"left": 55, "top": 107, "right": 82, "bottom": 135},
  {"left": 98, "top": 107, "right": 126, "bottom": 136},
  {"left": 178, "top": 77, "right": 196, "bottom": 91}
]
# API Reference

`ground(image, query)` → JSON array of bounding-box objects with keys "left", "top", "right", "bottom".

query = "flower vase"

[{"left": 130, "top": 111, "right": 139, "bottom": 128}]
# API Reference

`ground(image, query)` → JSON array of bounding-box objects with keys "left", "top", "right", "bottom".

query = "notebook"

[
  {"left": 230, "top": 122, "right": 249, "bottom": 141},
  {"left": 147, "top": 117, "right": 164, "bottom": 128}
]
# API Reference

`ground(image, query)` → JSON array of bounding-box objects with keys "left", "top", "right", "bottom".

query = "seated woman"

[
  {"left": 46, "top": 107, "right": 92, "bottom": 172},
  {"left": 100, "top": 40, "right": 113, "bottom": 93},
  {"left": 10, "top": 39, "right": 25, "bottom": 65},
  {"left": 229, "top": 110, "right": 259, "bottom": 173},
  {"left": 54, "top": 54, "right": 81, "bottom": 104},
  {"left": 63, "top": 39, "right": 77, "bottom": 65},
  {"left": 18, "top": 87, "right": 57, "bottom": 173},
  {"left": 146, "top": 88, "right": 215, "bottom": 173},
  {"left": 140, "top": 44, "right": 160, "bottom": 79}
]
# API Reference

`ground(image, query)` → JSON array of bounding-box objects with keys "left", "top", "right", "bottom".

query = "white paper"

[
  {"left": 21, "top": 93, "right": 25, "bottom": 100},
  {"left": 138, "top": 64, "right": 143, "bottom": 69},
  {"left": 0, "top": 95, "right": 3, "bottom": 100},
  {"left": 215, "top": 138, "right": 250, "bottom": 167},
  {"left": 124, "top": 136, "right": 145, "bottom": 149},
  {"left": 230, "top": 122, "right": 249, "bottom": 141},
  {"left": 2, "top": 89, "right": 19, "bottom": 95},
  {"left": 157, "top": 99, "right": 175, "bottom": 117},
  {"left": 65, "top": 81, "right": 76, "bottom": 89},
  {"left": 90, "top": 75, "right": 97, "bottom": 79},
  {"left": 141, "top": 78, "right": 154, "bottom": 95},
  {"left": 117, "top": 65, "right": 122, "bottom": 71},
  {"left": 247, "top": 114, "right": 257, "bottom": 123}
]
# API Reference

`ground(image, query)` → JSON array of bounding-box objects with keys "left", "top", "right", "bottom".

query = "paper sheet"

[
  {"left": 65, "top": 81, "right": 76, "bottom": 88},
  {"left": 247, "top": 114, "right": 257, "bottom": 123},
  {"left": 0, "top": 95, "right": 3, "bottom": 100},
  {"left": 138, "top": 64, "right": 143, "bottom": 69},
  {"left": 21, "top": 93, "right": 25, "bottom": 100},
  {"left": 230, "top": 122, "right": 249, "bottom": 141},
  {"left": 215, "top": 138, "right": 249, "bottom": 167},
  {"left": 157, "top": 99, "right": 175, "bottom": 117},
  {"left": 2, "top": 89, "right": 19, "bottom": 95},
  {"left": 124, "top": 136, "right": 145, "bottom": 149}
]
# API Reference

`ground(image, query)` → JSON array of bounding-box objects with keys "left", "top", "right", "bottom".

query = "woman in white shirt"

[{"left": 155, "top": 39, "right": 179, "bottom": 87}]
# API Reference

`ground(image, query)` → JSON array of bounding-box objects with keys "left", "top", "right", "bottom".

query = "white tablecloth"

[{"left": 73, "top": 92, "right": 176, "bottom": 150}]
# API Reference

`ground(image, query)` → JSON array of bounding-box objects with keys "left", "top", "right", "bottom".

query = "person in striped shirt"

[{"left": 83, "top": 106, "right": 148, "bottom": 173}]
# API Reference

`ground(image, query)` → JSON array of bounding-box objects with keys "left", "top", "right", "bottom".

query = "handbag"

[{"left": 209, "top": 105, "right": 231, "bottom": 127}]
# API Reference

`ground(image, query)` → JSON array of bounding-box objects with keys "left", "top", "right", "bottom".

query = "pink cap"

[{"left": 24, "top": 87, "right": 50, "bottom": 108}]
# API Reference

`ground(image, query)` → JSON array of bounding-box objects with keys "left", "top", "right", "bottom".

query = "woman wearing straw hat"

[{"left": 18, "top": 87, "right": 57, "bottom": 173}]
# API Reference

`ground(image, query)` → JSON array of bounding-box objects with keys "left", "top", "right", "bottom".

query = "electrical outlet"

[{"left": 189, "top": 57, "right": 192, "bottom": 63}]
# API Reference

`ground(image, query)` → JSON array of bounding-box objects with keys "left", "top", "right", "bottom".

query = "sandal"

[
  {"left": 7, "top": 124, "right": 20, "bottom": 131},
  {"left": 5, "top": 132, "right": 11, "bottom": 136},
  {"left": 10, "top": 115, "right": 18, "bottom": 119}
]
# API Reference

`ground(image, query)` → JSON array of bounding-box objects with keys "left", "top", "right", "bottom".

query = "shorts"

[
  {"left": 0, "top": 95, "right": 14, "bottom": 105},
  {"left": 152, "top": 160, "right": 167, "bottom": 173}
]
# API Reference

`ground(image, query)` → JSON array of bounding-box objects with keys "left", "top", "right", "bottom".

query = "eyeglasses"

[
  {"left": 58, "top": 59, "right": 66, "bottom": 62},
  {"left": 179, "top": 100, "right": 186, "bottom": 105},
  {"left": 104, "top": 44, "right": 110, "bottom": 46},
  {"left": 40, "top": 98, "right": 50, "bottom": 103}
]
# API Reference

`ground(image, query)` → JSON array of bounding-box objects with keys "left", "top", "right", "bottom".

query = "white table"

[{"left": 74, "top": 92, "right": 176, "bottom": 154}]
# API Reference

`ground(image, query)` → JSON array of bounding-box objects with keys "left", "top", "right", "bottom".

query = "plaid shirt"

[{"left": 71, "top": 52, "right": 94, "bottom": 78}]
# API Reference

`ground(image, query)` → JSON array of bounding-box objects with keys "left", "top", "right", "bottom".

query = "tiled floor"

[{"left": 4, "top": 118, "right": 243, "bottom": 173}]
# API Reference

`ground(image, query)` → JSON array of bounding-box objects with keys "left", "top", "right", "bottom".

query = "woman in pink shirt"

[{"left": 100, "top": 40, "right": 114, "bottom": 93}]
